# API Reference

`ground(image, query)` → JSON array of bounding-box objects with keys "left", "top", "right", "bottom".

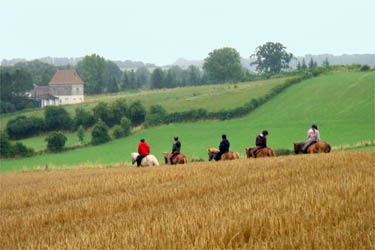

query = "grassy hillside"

[
  {"left": 0, "top": 78, "right": 285, "bottom": 130},
  {"left": 1, "top": 152, "right": 374, "bottom": 248},
  {"left": 1, "top": 71, "right": 374, "bottom": 173}
]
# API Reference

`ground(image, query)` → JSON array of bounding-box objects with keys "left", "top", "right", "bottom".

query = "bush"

[
  {"left": 6, "top": 116, "right": 45, "bottom": 139},
  {"left": 0, "top": 130, "right": 12, "bottom": 158},
  {"left": 44, "top": 106, "right": 73, "bottom": 131},
  {"left": 274, "top": 148, "right": 293, "bottom": 156},
  {"left": 128, "top": 101, "right": 146, "bottom": 126},
  {"left": 360, "top": 65, "right": 370, "bottom": 72},
  {"left": 11, "top": 142, "right": 35, "bottom": 157},
  {"left": 77, "top": 125, "right": 85, "bottom": 143},
  {"left": 110, "top": 98, "right": 129, "bottom": 125},
  {"left": 91, "top": 119, "right": 111, "bottom": 145},
  {"left": 93, "top": 102, "right": 116, "bottom": 127},
  {"left": 144, "top": 105, "right": 167, "bottom": 128},
  {"left": 120, "top": 117, "right": 132, "bottom": 136},
  {"left": 74, "top": 108, "right": 96, "bottom": 129},
  {"left": 45, "top": 131, "right": 67, "bottom": 152},
  {"left": 112, "top": 125, "right": 125, "bottom": 139}
]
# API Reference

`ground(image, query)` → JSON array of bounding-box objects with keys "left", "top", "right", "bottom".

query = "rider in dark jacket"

[
  {"left": 215, "top": 134, "right": 230, "bottom": 161},
  {"left": 250, "top": 130, "right": 268, "bottom": 157},
  {"left": 168, "top": 136, "right": 181, "bottom": 164}
]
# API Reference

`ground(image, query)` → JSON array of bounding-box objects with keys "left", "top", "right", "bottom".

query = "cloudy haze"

[{"left": 1, "top": 0, "right": 374, "bottom": 65}]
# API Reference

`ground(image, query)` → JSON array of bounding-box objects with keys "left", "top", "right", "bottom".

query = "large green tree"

[
  {"left": 151, "top": 67, "right": 164, "bottom": 89},
  {"left": 0, "top": 68, "right": 37, "bottom": 113},
  {"left": 76, "top": 54, "right": 109, "bottom": 94},
  {"left": 203, "top": 47, "right": 242, "bottom": 83},
  {"left": 106, "top": 60, "right": 122, "bottom": 83},
  {"left": 251, "top": 42, "right": 293, "bottom": 73},
  {"left": 135, "top": 66, "right": 151, "bottom": 88}
]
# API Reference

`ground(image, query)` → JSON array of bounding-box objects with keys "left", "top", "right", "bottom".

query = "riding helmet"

[
  {"left": 222, "top": 134, "right": 227, "bottom": 139},
  {"left": 140, "top": 138, "right": 145, "bottom": 142},
  {"left": 174, "top": 136, "right": 179, "bottom": 140},
  {"left": 262, "top": 130, "right": 269, "bottom": 135},
  {"left": 312, "top": 124, "right": 318, "bottom": 130}
]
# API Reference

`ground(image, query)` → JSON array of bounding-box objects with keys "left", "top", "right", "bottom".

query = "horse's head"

[
  {"left": 208, "top": 148, "right": 219, "bottom": 161},
  {"left": 131, "top": 152, "right": 139, "bottom": 164}
]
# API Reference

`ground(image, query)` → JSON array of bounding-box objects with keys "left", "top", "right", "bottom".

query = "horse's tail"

[
  {"left": 326, "top": 143, "right": 331, "bottom": 153},
  {"left": 270, "top": 149, "right": 276, "bottom": 157}
]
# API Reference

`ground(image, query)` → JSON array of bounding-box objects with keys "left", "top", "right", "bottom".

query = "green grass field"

[
  {"left": 0, "top": 78, "right": 285, "bottom": 130},
  {"left": 1, "top": 71, "right": 374, "bottom": 173}
]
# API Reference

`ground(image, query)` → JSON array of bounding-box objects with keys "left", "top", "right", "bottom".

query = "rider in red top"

[{"left": 137, "top": 138, "right": 150, "bottom": 166}]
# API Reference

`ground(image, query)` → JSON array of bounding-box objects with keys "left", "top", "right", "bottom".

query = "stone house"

[{"left": 31, "top": 70, "right": 84, "bottom": 107}]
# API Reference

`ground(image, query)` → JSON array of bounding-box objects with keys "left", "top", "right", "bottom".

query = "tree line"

[{"left": 2, "top": 41, "right": 373, "bottom": 115}]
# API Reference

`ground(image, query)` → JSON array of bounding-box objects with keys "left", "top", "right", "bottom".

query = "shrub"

[
  {"left": 77, "top": 125, "right": 85, "bottom": 143},
  {"left": 360, "top": 65, "right": 370, "bottom": 71},
  {"left": 45, "top": 131, "right": 67, "bottom": 152},
  {"left": 120, "top": 117, "right": 132, "bottom": 136},
  {"left": 128, "top": 101, "right": 146, "bottom": 126},
  {"left": 6, "top": 116, "right": 45, "bottom": 139},
  {"left": 44, "top": 106, "right": 73, "bottom": 131},
  {"left": 93, "top": 102, "right": 116, "bottom": 127},
  {"left": 11, "top": 142, "right": 34, "bottom": 157},
  {"left": 74, "top": 108, "right": 96, "bottom": 129},
  {"left": 274, "top": 148, "right": 293, "bottom": 156},
  {"left": 112, "top": 125, "right": 125, "bottom": 139},
  {"left": 144, "top": 105, "right": 167, "bottom": 128},
  {"left": 0, "top": 130, "right": 12, "bottom": 158},
  {"left": 91, "top": 119, "right": 111, "bottom": 145},
  {"left": 110, "top": 98, "right": 129, "bottom": 125}
]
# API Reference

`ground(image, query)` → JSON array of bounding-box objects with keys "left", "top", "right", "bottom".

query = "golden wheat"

[{"left": 0, "top": 151, "right": 374, "bottom": 249}]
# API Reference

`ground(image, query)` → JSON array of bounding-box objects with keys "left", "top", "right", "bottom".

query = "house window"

[{"left": 76, "top": 88, "right": 79, "bottom": 94}]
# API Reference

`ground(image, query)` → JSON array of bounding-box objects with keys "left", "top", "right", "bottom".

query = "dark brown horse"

[
  {"left": 245, "top": 147, "right": 275, "bottom": 158},
  {"left": 208, "top": 148, "right": 240, "bottom": 161},
  {"left": 163, "top": 152, "right": 188, "bottom": 165},
  {"left": 294, "top": 142, "right": 331, "bottom": 154}
]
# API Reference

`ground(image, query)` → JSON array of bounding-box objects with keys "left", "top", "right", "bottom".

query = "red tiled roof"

[{"left": 49, "top": 70, "right": 83, "bottom": 85}]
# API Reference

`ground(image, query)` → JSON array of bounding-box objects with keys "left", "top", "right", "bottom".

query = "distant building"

[{"left": 31, "top": 70, "right": 84, "bottom": 107}]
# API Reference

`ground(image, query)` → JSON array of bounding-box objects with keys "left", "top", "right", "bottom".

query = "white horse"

[{"left": 131, "top": 152, "right": 160, "bottom": 167}]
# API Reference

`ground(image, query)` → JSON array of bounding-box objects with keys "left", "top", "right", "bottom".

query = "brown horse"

[
  {"left": 293, "top": 142, "right": 331, "bottom": 154},
  {"left": 163, "top": 152, "right": 188, "bottom": 165},
  {"left": 245, "top": 147, "right": 275, "bottom": 158},
  {"left": 208, "top": 148, "right": 240, "bottom": 161}
]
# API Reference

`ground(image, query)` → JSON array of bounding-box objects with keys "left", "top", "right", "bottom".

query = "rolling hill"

[{"left": 1, "top": 71, "right": 374, "bottom": 173}]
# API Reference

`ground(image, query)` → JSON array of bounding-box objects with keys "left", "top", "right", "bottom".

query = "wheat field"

[{"left": 1, "top": 152, "right": 374, "bottom": 249}]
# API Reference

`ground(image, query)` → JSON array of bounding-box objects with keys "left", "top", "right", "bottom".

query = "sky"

[{"left": 1, "top": 0, "right": 374, "bottom": 65}]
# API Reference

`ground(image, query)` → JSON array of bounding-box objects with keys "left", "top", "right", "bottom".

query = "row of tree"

[{"left": 5, "top": 98, "right": 145, "bottom": 140}]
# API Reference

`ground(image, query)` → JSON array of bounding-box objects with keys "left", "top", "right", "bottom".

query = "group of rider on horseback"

[{"left": 135, "top": 124, "right": 324, "bottom": 166}]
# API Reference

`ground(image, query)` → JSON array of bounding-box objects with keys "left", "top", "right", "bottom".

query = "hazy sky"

[{"left": 1, "top": 0, "right": 374, "bottom": 65}]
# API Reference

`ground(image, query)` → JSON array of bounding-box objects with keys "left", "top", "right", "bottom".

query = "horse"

[
  {"left": 163, "top": 152, "right": 188, "bottom": 165},
  {"left": 245, "top": 147, "right": 276, "bottom": 158},
  {"left": 208, "top": 148, "right": 240, "bottom": 161},
  {"left": 293, "top": 141, "right": 331, "bottom": 154},
  {"left": 131, "top": 152, "right": 160, "bottom": 167}
]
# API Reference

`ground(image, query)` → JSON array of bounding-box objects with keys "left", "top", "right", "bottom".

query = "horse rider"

[
  {"left": 137, "top": 138, "right": 150, "bottom": 167},
  {"left": 168, "top": 136, "right": 181, "bottom": 164},
  {"left": 214, "top": 134, "right": 230, "bottom": 161},
  {"left": 250, "top": 130, "right": 268, "bottom": 157},
  {"left": 302, "top": 124, "right": 320, "bottom": 153}
]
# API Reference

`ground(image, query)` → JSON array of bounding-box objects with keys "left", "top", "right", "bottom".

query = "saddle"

[
  {"left": 171, "top": 154, "right": 179, "bottom": 160},
  {"left": 303, "top": 141, "right": 317, "bottom": 153}
]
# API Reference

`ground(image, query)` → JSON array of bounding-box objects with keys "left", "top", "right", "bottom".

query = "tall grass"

[{"left": 0, "top": 152, "right": 374, "bottom": 249}]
